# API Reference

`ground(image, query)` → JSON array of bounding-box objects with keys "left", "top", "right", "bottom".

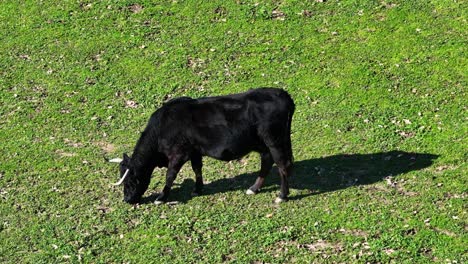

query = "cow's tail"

[{"left": 283, "top": 90, "right": 295, "bottom": 164}]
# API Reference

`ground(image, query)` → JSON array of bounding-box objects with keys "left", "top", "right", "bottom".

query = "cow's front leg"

[
  {"left": 190, "top": 154, "right": 204, "bottom": 196},
  {"left": 155, "top": 156, "right": 186, "bottom": 205}
]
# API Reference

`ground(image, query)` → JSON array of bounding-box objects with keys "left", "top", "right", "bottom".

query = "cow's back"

[{"left": 243, "top": 88, "right": 295, "bottom": 122}]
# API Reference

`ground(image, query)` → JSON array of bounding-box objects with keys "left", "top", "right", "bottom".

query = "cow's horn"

[
  {"left": 109, "top": 158, "right": 123, "bottom": 163},
  {"left": 113, "top": 169, "right": 130, "bottom": 186}
]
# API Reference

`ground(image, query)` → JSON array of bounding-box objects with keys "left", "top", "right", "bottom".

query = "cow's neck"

[{"left": 131, "top": 130, "right": 158, "bottom": 172}]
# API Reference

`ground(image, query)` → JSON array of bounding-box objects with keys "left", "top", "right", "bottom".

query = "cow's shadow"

[{"left": 142, "top": 151, "right": 438, "bottom": 204}]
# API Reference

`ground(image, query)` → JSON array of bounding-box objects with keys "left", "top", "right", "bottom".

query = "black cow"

[{"left": 114, "top": 88, "right": 295, "bottom": 204}]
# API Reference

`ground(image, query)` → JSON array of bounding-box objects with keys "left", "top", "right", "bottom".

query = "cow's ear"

[{"left": 123, "top": 153, "right": 130, "bottom": 163}]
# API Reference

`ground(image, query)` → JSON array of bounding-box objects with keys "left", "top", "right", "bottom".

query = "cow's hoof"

[
  {"left": 246, "top": 189, "right": 256, "bottom": 195},
  {"left": 274, "top": 197, "right": 287, "bottom": 204},
  {"left": 154, "top": 200, "right": 164, "bottom": 205}
]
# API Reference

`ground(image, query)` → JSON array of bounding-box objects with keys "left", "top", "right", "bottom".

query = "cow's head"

[{"left": 113, "top": 153, "right": 148, "bottom": 204}]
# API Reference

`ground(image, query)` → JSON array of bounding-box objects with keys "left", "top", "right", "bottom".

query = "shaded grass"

[{"left": 0, "top": 0, "right": 466, "bottom": 263}]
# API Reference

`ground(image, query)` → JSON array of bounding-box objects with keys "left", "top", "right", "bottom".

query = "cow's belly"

[
  {"left": 204, "top": 145, "right": 252, "bottom": 161},
  {"left": 194, "top": 125, "right": 263, "bottom": 161}
]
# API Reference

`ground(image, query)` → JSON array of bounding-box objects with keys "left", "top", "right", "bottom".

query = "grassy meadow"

[{"left": 0, "top": 0, "right": 466, "bottom": 263}]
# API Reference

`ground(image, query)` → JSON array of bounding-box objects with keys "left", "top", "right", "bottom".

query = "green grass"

[{"left": 0, "top": 0, "right": 466, "bottom": 263}]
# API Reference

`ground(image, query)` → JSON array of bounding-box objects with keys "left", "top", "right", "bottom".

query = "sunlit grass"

[{"left": 0, "top": 0, "right": 466, "bottom": 262}]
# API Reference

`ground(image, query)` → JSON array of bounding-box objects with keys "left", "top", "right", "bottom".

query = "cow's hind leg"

[
  {"left": 190, "top": 154, "right": 204, "bottom": 196},
  {"left": 268, "top": 146, "right": 293, "bottom": 203},
  {"left": 247, "top": 152, "right": 273, "bottom": 195}
]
